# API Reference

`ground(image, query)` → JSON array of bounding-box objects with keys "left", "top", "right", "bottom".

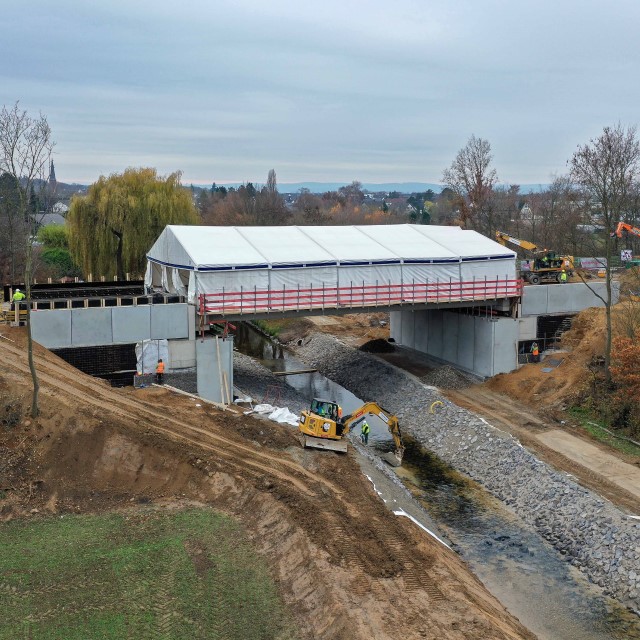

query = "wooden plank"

[{"left": 273, "top": 368, "right": 318, "bottom": 376}]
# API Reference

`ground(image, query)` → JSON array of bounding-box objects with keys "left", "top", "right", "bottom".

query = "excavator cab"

[{"left": 299, "top": 398, "right": 347, "bottom": 452}]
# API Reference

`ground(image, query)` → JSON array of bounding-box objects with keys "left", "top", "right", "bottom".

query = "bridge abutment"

[{"left": 390, "top": 309, "right": 518, "bottom": 377}]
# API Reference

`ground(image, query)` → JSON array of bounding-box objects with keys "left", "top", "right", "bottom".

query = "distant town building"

[{"left": 33, "top": 212, "right": 66, "bottom": 229}]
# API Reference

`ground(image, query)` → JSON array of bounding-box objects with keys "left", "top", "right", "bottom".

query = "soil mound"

[
  {"left": 359, "top": 338, "right": 395, "bottom": 353},
  {"left": 422, "top": 365, "right": 474, "bottom": 390},
  {"left": 487, "top": 306, "right": 607, "bottom": 408},
  {"left": 0, "top": 326, "right": 534, "bottom": 640}
]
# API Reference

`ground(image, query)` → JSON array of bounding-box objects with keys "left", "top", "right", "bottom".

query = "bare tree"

[
  {"left": 442, "top": 135, "right": 498, "bottom": 230},
  {"left": 0, "top": 102, "right": 55, "bottom": 417},
  {"left": 570, "top": 124, "right": 640, "bottom": 382}
]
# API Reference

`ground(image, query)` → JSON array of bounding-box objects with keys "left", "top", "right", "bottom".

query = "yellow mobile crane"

[
  {"left": 495, "top": 231, "right": 574, "bottom": 285},
  {"left": 298, "top": 398, "right": 404, "bottom": 466}
]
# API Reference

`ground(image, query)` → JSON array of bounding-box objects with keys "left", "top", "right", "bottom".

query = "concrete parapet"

[
  {"left": 521, "top": 281, "right": 619, "bottom": 316},
  {"left": 31, "top": 304, "right": 191, "bottom": 349}
]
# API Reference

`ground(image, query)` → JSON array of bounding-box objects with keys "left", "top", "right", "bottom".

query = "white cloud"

[{"left": 2, "top": 0, "right": 639, "bottom": 184}]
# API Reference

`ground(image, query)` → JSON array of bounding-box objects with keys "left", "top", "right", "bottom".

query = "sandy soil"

[{"left": 0, "top": 327, "right": 534, "bottom": 640}]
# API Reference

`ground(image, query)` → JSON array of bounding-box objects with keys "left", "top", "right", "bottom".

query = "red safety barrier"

[{"left": 197, "top": 278, "right": 523, "bottom": 316}]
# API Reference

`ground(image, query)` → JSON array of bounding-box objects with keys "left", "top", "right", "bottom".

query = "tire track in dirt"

[{"left": 2, "top": 342, "right": 340, "bottom": 499}]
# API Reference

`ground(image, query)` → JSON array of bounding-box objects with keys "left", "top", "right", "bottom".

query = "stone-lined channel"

[{"left": 234, "top": 323, "right": 640, "bottom": 640}]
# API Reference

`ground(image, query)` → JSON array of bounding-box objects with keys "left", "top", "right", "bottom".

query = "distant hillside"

[{"left": 278, "top": 182, "right": 443, "bottom": 194}]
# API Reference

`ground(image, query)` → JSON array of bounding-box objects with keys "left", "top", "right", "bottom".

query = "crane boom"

[{"left": 615, "top": 222, "right": 640, "bottom": 238}]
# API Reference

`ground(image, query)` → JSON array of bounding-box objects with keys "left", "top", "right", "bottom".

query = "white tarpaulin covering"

[
  {"left": 146, "top": 224, "right": 517, "bottom": 304},
  {"left": 136, "top": 339, "right": 169, "bottom": 374}
]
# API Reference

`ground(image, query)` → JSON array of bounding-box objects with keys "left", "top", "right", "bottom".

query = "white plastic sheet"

[
  {"left": 249, "top": 404, "right": 300, "bottom": 427},
  {"left": 136, "top": 339, "right": 169, "bottom": 374}
]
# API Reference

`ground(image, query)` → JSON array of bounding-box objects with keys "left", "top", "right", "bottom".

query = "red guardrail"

[{"left": 198, "top": 278, "right": 523, "bottom": 316}]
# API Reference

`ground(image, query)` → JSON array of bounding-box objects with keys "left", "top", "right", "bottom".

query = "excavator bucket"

[
  {"left": 380, "top": 450, "right": 403, "bottom": 468},
  {"left": 302, "top": 435, "right": 349, "bottom": 453}
]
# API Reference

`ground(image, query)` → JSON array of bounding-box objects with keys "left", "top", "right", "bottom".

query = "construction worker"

[
  {"left": 11, "top": 288, "right": 25, "bottom": 311},
  {"left": 155, "top": 359, "right": 165, "bottom": 385},
  {"left": 560, "top": 269, "right": 568, "bottom": 283},
  {"left": 337, "top": 405, "right": 343, "bottom": 421},
  {"left": 530, "top": 342, "right": 540, "bottom": 363},
  {"left": 360, "top": 420, "right": 370, "bottom": 445}
]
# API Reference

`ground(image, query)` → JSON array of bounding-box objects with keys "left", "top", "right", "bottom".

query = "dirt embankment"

[
  {"left": 487, "top": 306, "right": 606, "bottom": 410},
  {"left": 0, "top": 327, "right": 534, "bottom": 640}
]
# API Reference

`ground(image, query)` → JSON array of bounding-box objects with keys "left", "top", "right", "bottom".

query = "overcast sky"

[{"left": 2, "top": 0, "right": 639, "bottom": 186}]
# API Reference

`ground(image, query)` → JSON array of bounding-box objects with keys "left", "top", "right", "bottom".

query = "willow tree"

[{"left": 67, "top": 167, "right": 198, "bottom": 280}]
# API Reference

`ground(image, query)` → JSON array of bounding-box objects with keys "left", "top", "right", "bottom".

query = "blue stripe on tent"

[
  {"left": 339, "top": 260, "right": 402, "bottom": 266},
  {"left": 461, "top": 255, "right": 513, "bottom": 262},
  {"left": 198, "top": 264, "right": 270, "bottom": 271},
  {"left": 403, "top": 258, "right": 460, "bottom": 264},
  {"left": 271, "top": 262, "right": 338, "bottom": 269},
  {"left": 147, "top": 257, "right": 194, "bottom": 270}
]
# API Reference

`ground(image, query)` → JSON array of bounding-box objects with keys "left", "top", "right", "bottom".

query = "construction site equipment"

[
  {"left": 613, "top": 222, "right": 640, "bottom": 268},
  {"left": 495, "top": 231, "right": 574, "bottom": 285},
  {"left": 298, "top": 399, "right": 404, "bottom": 466}
]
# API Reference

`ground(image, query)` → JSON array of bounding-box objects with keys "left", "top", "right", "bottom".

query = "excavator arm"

[
  {"left": 615, "top": 222, "right": 640, "bottom": 238},
  {"left": 495, "top": 231, "right": 540, "bottom": 252},
  {"left": 342, "top": 402, "right": 405, "bottom": 465}
]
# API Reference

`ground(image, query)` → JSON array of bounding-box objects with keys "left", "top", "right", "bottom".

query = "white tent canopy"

[{"left": 146, "top": 224, "right": 517, "bottom": 306}]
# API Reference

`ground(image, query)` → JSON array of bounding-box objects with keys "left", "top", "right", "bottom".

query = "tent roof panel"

[
  {"left": 356, "top": 224, "right": 459, "bottom": 260},
  {"left": 146, "top": 224, "right": 516, "bottom": 270},
  {"left": 236, "top": 226, "right": 336, "bottom": 265},
  {"left": 410, "top": 225, "right": 516, "bottom": 260},
  {"left": 301, "top": 226, "right": 399, "bottom": 262}
]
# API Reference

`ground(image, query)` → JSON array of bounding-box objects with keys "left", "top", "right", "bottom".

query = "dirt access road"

[{"left": 0, "top": 327, "right": 534, "bottom": 640}]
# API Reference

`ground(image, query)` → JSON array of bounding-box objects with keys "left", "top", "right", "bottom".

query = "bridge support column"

[
  {"left": 196, "top": 336, "right": 234, "bottom": 404},
  {"left": 390, "top": 309, "right": 518, "bottom": 378}
]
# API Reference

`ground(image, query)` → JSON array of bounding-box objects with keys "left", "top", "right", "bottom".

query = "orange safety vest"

[
  {"left": 532, "top": 346, "right": 539, "bottom": 356},
  {"left": 156, "top": 362, "right": 165, "bottom": 374}
]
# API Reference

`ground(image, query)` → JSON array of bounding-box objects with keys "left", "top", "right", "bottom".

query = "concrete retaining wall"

[
  {"left": 521, "top": 281, "right": 619, "bottom": 316},
  {"left": 390, "top": 309, "right": 518, "bottom": 377},
  {"left": 30, "top": 304, "right": 191, "bottom": 349}
]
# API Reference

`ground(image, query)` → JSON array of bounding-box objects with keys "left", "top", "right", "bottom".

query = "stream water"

[{"left": 234, "top": 323, "right": 640, "bottom": 639}]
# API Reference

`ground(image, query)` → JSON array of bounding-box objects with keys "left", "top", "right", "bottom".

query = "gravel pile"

[
  {"left": 293, "top": 333, "right": 640, "bottom": 614},
  {"left": 421, "top": 365, "right": 474, "bottom": 390},
  {"left": 233, "top": 352, "right": 307, "bottom": 415},
  {"left": 359, "top": 338, "right": 395, "bottom": 353}
]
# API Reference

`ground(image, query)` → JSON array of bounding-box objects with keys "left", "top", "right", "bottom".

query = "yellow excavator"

[
  {"left": 298, "top": 398, "right": 404, "bottom": 467},
  {"left": 495, "top": 231, "right": 574, "bottom": 285}
]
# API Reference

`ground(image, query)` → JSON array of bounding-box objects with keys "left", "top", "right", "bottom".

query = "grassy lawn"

[
  {"left": 0, "top": 508, "right": 296, "bottom": 640},
  {"left": 568, "top": 406, "right": 640, "bottom": 458}
]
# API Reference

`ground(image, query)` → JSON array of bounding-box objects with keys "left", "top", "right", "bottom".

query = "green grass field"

[{"left": 0, "top": 507, "right": 297, "bottom": 639}]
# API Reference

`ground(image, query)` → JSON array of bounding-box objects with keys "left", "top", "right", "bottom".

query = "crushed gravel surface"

[
  {"left": 420, "top": 365, "right": 475, "bottom": 390},
  {"left": 292, "top": 332, "right": 640, "bottom": 615}
]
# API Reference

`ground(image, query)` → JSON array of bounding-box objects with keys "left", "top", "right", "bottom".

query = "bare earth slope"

[{"left": 0, "top": 327, "right": 534, "bottom": 640}]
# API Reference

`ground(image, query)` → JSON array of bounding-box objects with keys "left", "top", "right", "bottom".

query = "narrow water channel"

[{"left": 234, "top": 323, "right": 640, "bottom": 640}]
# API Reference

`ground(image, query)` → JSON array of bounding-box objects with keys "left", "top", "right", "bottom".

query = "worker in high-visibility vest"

[
  {"left": 560, "top": 269, "right": 568, "bottom": 283},
  {"left": 155, "top": 359, "right": 165, "bottom": 384},
  {"left": 360, "top": 420, "right": 370, "bottom": 445},
  {"left": 530, "top": 342, "right": 540, "bottom": 363},
  {"left": 11, "top": 288, "right": 25, "bottom": 311}
]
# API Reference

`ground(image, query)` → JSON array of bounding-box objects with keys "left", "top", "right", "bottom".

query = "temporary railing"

[{"left": 198, "top": 278, "right": 523, "bottom": 316}]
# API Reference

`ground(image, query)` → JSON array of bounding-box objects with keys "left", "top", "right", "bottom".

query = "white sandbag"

[{"left": 268, "top": 407, "right": 300, "bottom": 427}]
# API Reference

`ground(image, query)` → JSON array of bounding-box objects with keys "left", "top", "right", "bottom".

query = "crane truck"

[
  {"left": 495, "top": 231, "right": 574, "bottom": 285},
  {"left": 298, "top": 398, "right": 404, "bottom": 467}
]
